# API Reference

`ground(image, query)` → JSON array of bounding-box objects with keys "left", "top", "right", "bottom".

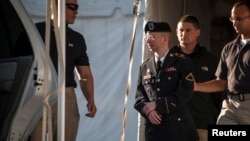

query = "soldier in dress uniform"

[{"left": 134, "top": 21, "right": 199, "bottom": 141}]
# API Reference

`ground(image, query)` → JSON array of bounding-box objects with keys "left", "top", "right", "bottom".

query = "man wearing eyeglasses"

[
  {"left": 134, "top": 21, "right": 199, "bottom": 141},
  {"left": 30, "top": 0, "right": 97, "bottom": 141},
  {"left": 195, "top": 0, "right": 250, "bottom": 125}
]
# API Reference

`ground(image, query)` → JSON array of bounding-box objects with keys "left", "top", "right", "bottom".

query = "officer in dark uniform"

[{"left": 134, "top": 21, "right": 199, "bottom": 141}]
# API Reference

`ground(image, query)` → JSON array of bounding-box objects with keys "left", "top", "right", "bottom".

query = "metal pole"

[{"left": 58, "top": 0, "right": 66, "bottom": 141}]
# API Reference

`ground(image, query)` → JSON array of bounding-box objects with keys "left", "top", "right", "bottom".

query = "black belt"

[{"left": 228, "top": 92, "right": 250, "bottom": 101}]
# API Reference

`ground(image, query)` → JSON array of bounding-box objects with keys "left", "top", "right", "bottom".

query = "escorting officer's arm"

[{"left": 156, "top": 53, "right": 195, "bottom": 115}]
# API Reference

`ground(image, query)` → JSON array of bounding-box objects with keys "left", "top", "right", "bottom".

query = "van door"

[{"left": 0, "top": 0, "right": 57, "bottom": 140}]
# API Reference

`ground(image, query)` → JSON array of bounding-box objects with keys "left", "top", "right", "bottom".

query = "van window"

[{"left": 0, "top": 0, "right": 32, "bottom": 59}]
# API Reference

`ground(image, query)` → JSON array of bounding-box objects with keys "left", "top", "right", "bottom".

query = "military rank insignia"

[{"left": 185, "top": 73, "right": 195, "bottom": 81}]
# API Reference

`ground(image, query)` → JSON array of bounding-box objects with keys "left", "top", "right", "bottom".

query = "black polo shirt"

[{"left": 36, "top": 22, "right": 90, "bottom": 88}]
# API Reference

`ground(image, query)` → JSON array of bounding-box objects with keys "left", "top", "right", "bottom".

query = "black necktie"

[{"left": 157, "top": 60, "right": 162, "bottom": 73}]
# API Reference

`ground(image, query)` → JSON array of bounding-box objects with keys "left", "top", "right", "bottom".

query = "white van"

[{"left": 0, "top": 0, "right": 58, "bottom": 140}]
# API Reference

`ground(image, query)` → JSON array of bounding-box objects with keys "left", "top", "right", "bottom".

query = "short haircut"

[
  {"left": 178, "top": 15, "right": 200, "bottom": 29},
  {"left": 233, "top": 0, "right": 250, "bottom": 11}
]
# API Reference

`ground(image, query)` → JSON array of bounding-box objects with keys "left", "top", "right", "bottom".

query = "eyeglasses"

[
  {"left": 229, "top": 15, "right": 250, "bottom": 22},
  {"left": 66, "top": 3, "right": 78, "bottom": 11},
  {"left": 144, "top": 34, "right": 165, "bottom": 41},
  {"left": 144, "top": 35, "right": 157, "bottom": 41}
]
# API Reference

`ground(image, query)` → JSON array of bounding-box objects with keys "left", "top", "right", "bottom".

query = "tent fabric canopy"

[{"left": 21, "top": 0, "right": 235, "bottom": 140}]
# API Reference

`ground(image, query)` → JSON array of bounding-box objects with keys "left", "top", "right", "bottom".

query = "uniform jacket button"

[{"left": 157, "top": 88, "right": 160, "bottom": 92}]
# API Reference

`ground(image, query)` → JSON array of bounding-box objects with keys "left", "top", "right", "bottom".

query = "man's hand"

[
  {"left": 143, "top": 102, "right": 162, "bottom": 125},
  {"left": 85, "top": 102, "right": 97, "bottom": 117},
  {"left": 147, "top": 110, "right": 162, "bottom": 125},
  {"left": 142, "top": 102, "right": 156, "bottom": 115}
]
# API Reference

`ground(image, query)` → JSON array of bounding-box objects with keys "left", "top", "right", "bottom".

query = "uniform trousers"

[
  {"left": 217, "top": 94, "right": 250, "bottom": 125},
  {"left": 30, "top": 87, "right": 80, "bottom": 141}
]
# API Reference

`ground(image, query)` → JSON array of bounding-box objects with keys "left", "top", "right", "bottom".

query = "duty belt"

[{"left": 228, "top": 92, "right": 250, "bottom": 101}]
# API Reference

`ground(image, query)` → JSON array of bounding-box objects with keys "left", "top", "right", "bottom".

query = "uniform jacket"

[
  {"left": 174, "top": 44, "right": 226, "bottom": 129},
  {"left": 134, "top": 46, "right": 199, "bottom": 141}
]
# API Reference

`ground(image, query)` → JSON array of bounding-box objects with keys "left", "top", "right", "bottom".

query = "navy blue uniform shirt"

[{"left": 216, "top": 35, "right": 250, "bottom": 94}]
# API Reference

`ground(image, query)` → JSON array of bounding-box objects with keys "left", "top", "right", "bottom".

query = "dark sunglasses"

[{"left": 66, "top": 3, "right": 78, "bottom": 11}]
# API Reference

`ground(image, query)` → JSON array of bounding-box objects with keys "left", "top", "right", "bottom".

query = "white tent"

[
  {"left": 22, "top": 0, "right": 145, "bottom": 140},
  {"left": 21, "top": 0, "right": 236, "bottom": 140}
]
